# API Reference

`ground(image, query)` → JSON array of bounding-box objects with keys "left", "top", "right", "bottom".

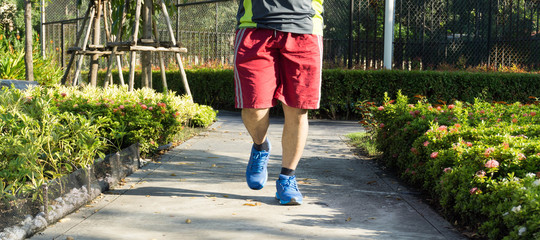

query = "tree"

[{"left": 24, "top": 0, "right": 33, "bottom": 81}]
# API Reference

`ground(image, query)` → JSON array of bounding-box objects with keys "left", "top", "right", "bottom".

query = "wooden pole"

[
  {"left": 158, "top": 0, "right": 192, "bottom": 99},
  {"left": 73, "top": 5, "right": 97, "bottom": 86},
  {"left": 104, "top": 0, "right": 126, "bottom": 87},
  {"left": 141, "top": 0, "right": 153, "bottom": 88},
  {"left": 128, "top": 0, "right": 143, "bottom": 91},
  {"left": 61, "top": 0, "right": 93, "bottom": 85},
  {"left": 89, "top": 0, "right": 102, "bottom": 86},
  {"left": 153, "top": 19, "right": 168, "bottom": 92}
]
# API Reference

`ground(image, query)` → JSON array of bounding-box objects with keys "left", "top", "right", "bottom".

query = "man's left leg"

[{"left": 276, "top": 104, "right": 309, "bottom": 205}]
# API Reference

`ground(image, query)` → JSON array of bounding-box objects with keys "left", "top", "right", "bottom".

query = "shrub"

[
  {"left": 0, "top": 85, "right": 218, "bottom": 202},
  {"left": 363, "top": 92, "right": 540, "bottom": 239}
]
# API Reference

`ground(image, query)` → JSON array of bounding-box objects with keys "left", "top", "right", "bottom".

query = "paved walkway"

[{"left": 31, "top": 111, "right": 466, "bottom": 240}]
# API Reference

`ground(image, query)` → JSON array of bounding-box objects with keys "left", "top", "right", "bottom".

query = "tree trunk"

[
  {"left": 89, "top": 0, "right": 102, "bottom": 86},
  {"left": 24, "top": 0, "right": 34, "bottom": 81},
  {"left": 141, "top": 0, "right": 153, "bottom": 88}
]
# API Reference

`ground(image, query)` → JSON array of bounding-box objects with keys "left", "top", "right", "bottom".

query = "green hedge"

[{"left": 101, "top": 69, "right": 540, "bottom": 119}]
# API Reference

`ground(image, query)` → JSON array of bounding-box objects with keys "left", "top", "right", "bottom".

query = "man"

[{"left": 234, "top": 0, "right": 324, "bottom": 205}]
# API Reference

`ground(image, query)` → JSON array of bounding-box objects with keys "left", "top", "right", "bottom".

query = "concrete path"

[{"left": 31, "top": 111, "right": 466, "bottom": 240}]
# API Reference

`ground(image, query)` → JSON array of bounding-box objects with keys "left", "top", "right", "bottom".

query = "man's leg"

[
  {"left": 242, "top": 108, "right": 271, "bottom": 190},
  {"left": 241, "top": 108, "right": 270, "bottom": 145},
  {"left": 275, "top": 104, "right": 308, "bottom": 205},
  {"left": 281, "top": 104, "right": 309, "bottom": 170}
]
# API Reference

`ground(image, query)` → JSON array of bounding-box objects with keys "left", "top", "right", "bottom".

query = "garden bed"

[
  {"left": 357, "top": 92, "right": 540, "bottom": 239},
  {"left": 0, "top": 85, "right": 217, "bottom": 239}
]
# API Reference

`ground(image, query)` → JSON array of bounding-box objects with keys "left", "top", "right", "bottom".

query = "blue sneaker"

[
  {"left": 245, "top": 141, "right": 270, "bottom": 190},
  {"left": 275, "top": 174, "right": 303, "bottom": 205}
]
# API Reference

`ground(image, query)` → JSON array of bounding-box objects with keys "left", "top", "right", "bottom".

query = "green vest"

[{"left": 236, "top": 0, "right": 324, "bottom": 36}]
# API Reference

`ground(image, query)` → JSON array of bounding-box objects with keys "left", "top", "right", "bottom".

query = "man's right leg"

[
  {"left": 242, "top": 108, "right": 270, "bottom": 145},
  {"left": 242, "top": 108, "right": 271, "bottom": 190}
]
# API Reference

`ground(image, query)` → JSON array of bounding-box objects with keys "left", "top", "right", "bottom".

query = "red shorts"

[{"left": 233, "top": 28, "right": 323, "bottom": 109}]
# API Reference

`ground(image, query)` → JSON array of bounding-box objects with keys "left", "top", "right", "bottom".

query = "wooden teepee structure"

[{"left": 61, "top": 0, "right": 192, "bottom": 98}]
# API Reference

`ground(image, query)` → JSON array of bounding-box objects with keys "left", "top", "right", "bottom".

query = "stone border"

[
  {"left": 0, "top": 80, "right": 38, "bottom": 90},
  {"left": 0, "top": 143, "right": 142, "bottom": 240}
]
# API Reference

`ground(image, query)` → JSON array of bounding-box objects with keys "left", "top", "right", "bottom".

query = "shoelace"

[
  {"left": 281, "top": 177, "right": 299, "bottom": 191},
  {"left": 250, "top": 151, "right": 268, "bottom": 172}
]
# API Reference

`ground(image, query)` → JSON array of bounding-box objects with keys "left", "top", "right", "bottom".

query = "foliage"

[
  {"left": 0, "top": 86, "right": 106, "bottom": 201},
  {"left": 51, "top": 85, "right": 217, "bottom": 153},
  {"left": 362, "top": 92, "right": 540, "bottom": 239},
  {"left": 0, "top": 28, "right": 62, "bottom": 85},
  {"left": 0, "top": 85, "right": 217, "bottom": 202},
  {"left": 111, "top": 69, "right": 540, "bottom": 120}
]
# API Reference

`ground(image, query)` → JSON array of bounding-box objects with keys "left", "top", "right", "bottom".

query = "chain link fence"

[{"left": 42, "top": 0, "right": 540, "bottom": 71}]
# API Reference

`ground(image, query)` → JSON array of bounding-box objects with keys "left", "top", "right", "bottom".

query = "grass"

[{"left": 346, "top": 131, "right": 381, "bottom": 157}]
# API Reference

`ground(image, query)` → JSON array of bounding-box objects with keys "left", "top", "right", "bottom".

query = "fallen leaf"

[
  {"left": 223, "top": 195, "right": 229, "bottom": 198},
  {"left": 367, "top": 181, "right": 377, "bottom": 185},
  {"left": 85, "top": 205, "right": 93, "bottom": 207},
  {"left": 66, "top": 237, "right": 74, "bottom": 240},
  {"left": 297, "top": 181, "right": 311, "bottom": 185},
  {"left": 177, "top": 162, "right": 194, "bottom": 165},
  {"left": 170, "top": 173, "right": 177, "bottom": 176},
  {"left": 58, "top": 218, "right": 70, "bottom": 223},
  {"left": 185, "top": 219, "right": 192, "bottom": 224},
  {"left": 369, "top": 217, "right": 376, "bottom": 220},
  {"left": 94, "top": 209, "right": 99, "bottom": 213},
  {"left": 243, "top": 202, "right": 262, "bottom": 206},
  {"left": 346, "top": 217, "right": 352, "bottom": 222},
  {"left": 146, "top": 195, "right": 151, "bottom": 197},
  {"left": 207, "top": 157, "right": 219, "bottom": 159},
  {"left": 211, "top": 164, "right": 217, "bottom": 167}
]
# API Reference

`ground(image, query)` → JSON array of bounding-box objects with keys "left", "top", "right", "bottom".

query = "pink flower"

[
  {"left": 410, "top": 147, "right": 418, "bottom": 154},
  {"left": 119, "top": 105, "right": 125, "bottom": 109},
  {"left": 436, "top": 106, "right": 442, "bottom": 111},
  {"left": 484, "top": 147, "right": 495, "bottom": 157},
  {"left": 61, "top": 93, "right": 67, "bottom": 97},
  {"left": 517, "top": 153, "right": 526, "bottom": 160},
  {"left": 379, "top": 123, "right": 385, "bottom": 128},
  {"left": 141, "top": 104, "right": 148, "bottom": 110},
  {"left": 149, "top": 107, "right": 153, "bottom": 111},
  {"left": 437, "top": 125, "right": 448, "bottom": 132},
  {"left": 470, "top": 187, "right": 482, "bottom": 195},
  {"left": 443, "top": 167, "right": 452, "bottom": 173},
  {"left": 408, "top": 104, "right": 414, "bottom": 108},
  {"left": 475, "top": 170, "right": 486, "bottom": 178},
  {"left": 377, "top": 106, "right": 384, "bottom": 111},
  {"left": 448, "top": 104, "right": 455, "bottom": 110},
  {"left": 423, "top": 141, "right": 429, "bottom": 147},
  {"left": 466, "top": 142, "right": 473, "bottom": 147},
  {"left": 430, "top": 152, "right": 439, "bottom": 159},
  {"left": 523, "top": 113, "right": 529, "bottom": 117},
  {"left": 73, "top": 104, "right": 78, "bottom": 108},
  {"left": 485, "top": 159, "right": 500, "bottom": 168}
]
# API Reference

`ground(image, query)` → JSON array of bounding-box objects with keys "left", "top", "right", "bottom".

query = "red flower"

[
  {"left": 61, "top": 93, "right": 67, "bottom": 97},
  {"left": 423, "top": 141, "right": 429, "bottom": 147},
  {"left": 512, "top": 118, "right": 518, "bottom": 123},
  {"left": 410, "top": 147, "right": 418, "bottom": 154},
  {"left": 377, "top": 106, "right": 384, "bottom": 111},
  {"left": 141, "top": 104, "right": 148, "bottom": 110},
  {"left": 531, "top": 112, "right": 537, "bottom": 117},
  {"left": 161, "top": 109, "right": 166, "bottom": 114},
  {"left": 448, "top": 104, "right": 455, "bottom": 110},
  {"left": 379, "top": 123, "right": 385, "bottom": 128}
]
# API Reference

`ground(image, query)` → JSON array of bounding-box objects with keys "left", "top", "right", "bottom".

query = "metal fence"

[{"left": 42, "top": 0, "right": 540, "bottom": 71}]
